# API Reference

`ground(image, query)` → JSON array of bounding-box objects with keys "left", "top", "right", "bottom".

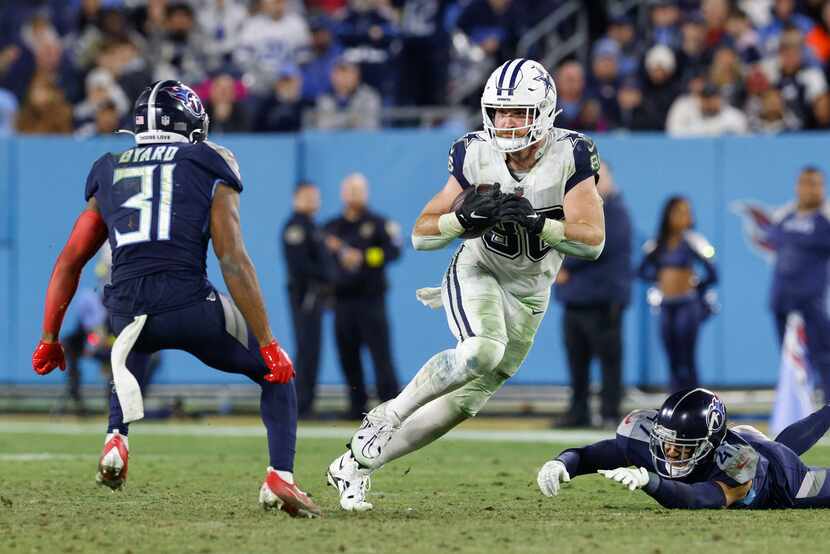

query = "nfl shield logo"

[{"left": 161, "top": 115, "right": 171, "bottom": 126}]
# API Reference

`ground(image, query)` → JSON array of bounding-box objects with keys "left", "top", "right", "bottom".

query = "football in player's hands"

[{"left": 452, "top": 184, "right": 502, "bottom": 238}]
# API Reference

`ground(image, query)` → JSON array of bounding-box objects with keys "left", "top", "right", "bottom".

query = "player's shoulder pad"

[
  {"left": 715, "top": 436, "right": 759, "bottom": 484},
  {"left": 616, "top": 409, "right": 657, "bottom": 443},
  {"left": 85, "top": 152, "right": 115, "bottom": 201},
  {"left": 194, "top": 140, "right": 243, "bottom": 192},
  {"left": 447, "top": 132, "right": 485, "bottom": 189},
  {"left": 683, "top": 231, "right": 716, "bottom": 260},
  {"left": 558, "top": 129, "right": 600, "bottom": 192}
]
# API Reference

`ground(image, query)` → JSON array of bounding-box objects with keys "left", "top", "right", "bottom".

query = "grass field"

[{"left": 1, "top": 420, "right": 829, "bottom": 554}]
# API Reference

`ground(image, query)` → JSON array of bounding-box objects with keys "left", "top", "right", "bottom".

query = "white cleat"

[
  {"left": 349, "top": 402, "right": 400, "bottom": 469},
  {"left": 326, "top": 451, "right": 373, "bottom": 512}
]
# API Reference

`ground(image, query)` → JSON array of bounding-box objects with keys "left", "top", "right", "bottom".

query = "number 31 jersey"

[
  {"left": 448, "top": 129, "right": 600, "bottom": 297},
  {"left": 84, "top": 140, "right": 242, "bottom": 316}
]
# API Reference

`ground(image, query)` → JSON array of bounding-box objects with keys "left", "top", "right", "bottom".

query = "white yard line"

[{"left": 1, "top": 421, "right": 828, "bottom": 446}]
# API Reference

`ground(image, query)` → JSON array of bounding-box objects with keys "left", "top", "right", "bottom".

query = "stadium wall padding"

[{"left": 1, "top": 132, "right": 827, "bottom": 388}]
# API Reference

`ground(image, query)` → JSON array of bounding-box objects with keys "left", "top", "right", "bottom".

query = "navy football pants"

[{"left": 107, "top": 294, "right": 297, "bottom": 472}]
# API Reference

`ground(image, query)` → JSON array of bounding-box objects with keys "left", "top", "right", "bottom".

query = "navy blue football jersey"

[
  {"left": 616, "top": 410, "right": 820, "bottom": 508},
  {"left": 85, "top": 141, "right": 243, "bottom": 316}
]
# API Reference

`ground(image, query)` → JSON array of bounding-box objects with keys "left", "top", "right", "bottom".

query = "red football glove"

[
  {"left": 32, "top": 341, "right": 66, "bottom": 375},
  {"left": 260, "top": 340, "right": 295, "bottom": 384}
]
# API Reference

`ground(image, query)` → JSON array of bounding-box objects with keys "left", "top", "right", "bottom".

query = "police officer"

[
  {"left": 769, "top": 166, "right": 830, "bottom": 401},
  {"left": 282, "top": 181, "right": 330, "bottom": 417},
  {"left": 554, "top": 162, "right": 632, "bottom": 428},
  {"left": 324, "top": 173, "right": 402, "bottom": 419}
]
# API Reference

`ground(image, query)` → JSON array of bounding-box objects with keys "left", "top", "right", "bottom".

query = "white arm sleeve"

[
  {"left": 539, "top": 219, "right": 604, "bottom": 260},
  {"left": 412, "top": 213, "right": 464, "bottom": 251}
]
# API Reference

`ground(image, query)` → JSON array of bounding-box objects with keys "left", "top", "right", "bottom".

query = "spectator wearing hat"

[
  {"left": 667, "top": 81, "right": 748, "bottom": 135},
  {"left": 605, "top": 15, "right": 642, "bottom": 79},
  {"left": 205, "top": 72, "right": 250, "bottom": 134},
  {"left": 588, "top": 38, "right": 622, "bottom": 120},
  {"left": 254, "top": 64, "right": 308, "bottom": 132},
  {"left": 642, "top": 43, "right": 682, "bottom": 129},
  {"left": 299, "top": 15, "right": 342, "bottom": 102},
  {"left": 648, "top": 0, "right": 683, "bottom": 49},
  {"left": 314, "top": 56, "right": 381, "bottom": 130},
  {"left": 72, "top": 67, "right": 129, "bottom": 130}
]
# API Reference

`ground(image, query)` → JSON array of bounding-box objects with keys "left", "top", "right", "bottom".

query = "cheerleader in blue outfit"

[{"left": 638, "top": 197, "right": 717, "bottom": 391}]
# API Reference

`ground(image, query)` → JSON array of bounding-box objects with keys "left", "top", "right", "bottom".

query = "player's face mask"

[
  {"left": 481, "top": 59, "right": 560, "bottom": 154},
  {"left": 649, "top": 424, "right": 715, "bottom": 479}
]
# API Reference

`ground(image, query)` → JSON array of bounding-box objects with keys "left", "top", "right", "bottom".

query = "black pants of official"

[
  {"left": 334, "top": 295, "right": 399, "bottom": 418},
  {"left": 563, "top": 303, "right": 624, "bottom": 422},
  {"left": 289, "top": 288, "right": 323, "bottom": 417}
]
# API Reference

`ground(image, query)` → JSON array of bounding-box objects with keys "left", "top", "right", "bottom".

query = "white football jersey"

[{"left": 448, "top": 128, "right": 600, "bottom": 296}]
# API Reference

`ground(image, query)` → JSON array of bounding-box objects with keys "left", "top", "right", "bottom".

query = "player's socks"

[
  {"left": 376, "top": 393, "right": 468, "bottom": 466},
  {"left": 260, "top": 380, "right": 298, "bottom": 472},
  {"left": 107, "top": 384, "right": 130, "bottom": 435},
  {"left": 774, "top": 404, "right": 830, "bottom": 455}
]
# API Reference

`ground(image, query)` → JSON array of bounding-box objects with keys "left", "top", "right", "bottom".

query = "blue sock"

[
  {"left": 107, "top": 382, "right": 130, "bottom": 436},
  {"left": 260, "top": 380, "right": 297, "bottom": 472},
  {"left": 775, "top": 404, "right": 830, "bottom": 455}
]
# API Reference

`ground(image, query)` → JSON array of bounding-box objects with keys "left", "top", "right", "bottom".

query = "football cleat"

[
  {"left": 326, "top": 451, "right": 373, "bottom": 512},
  {"left": 349, "top": 402, "right": 401, "bottom": 469},
  {"left": 259, "top": 467, "right": 321, "bottom": 518},
  {"left": 96, "top": 431, "right": 129, "bottom": 490}
]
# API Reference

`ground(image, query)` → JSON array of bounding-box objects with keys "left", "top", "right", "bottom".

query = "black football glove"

[
  {"left": 455, "top": 184, "right": 502, "bottom": 230},
  {"left": 499, "top": 195, "right": 546, "bottom": 236}
]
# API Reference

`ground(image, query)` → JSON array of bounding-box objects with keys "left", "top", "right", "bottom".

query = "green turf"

[{"left": 1, "top": 428, "right": 829, "bottom": 554}]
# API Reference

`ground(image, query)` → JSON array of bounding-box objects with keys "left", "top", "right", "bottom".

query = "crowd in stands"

[{"left": 2, "top": 0, "right": 830, "bottom": 137}]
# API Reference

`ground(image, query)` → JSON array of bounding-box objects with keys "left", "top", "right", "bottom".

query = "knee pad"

[{"left": 454, "top": 336, "right": 506, "bottom": 379}]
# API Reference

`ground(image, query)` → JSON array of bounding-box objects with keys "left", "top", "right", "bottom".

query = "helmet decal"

[
  {"left": 706, "top": 396, "right": 726, "bottom": 434},
  {"left": 165, "top": 85, "right": 205, "bottom": 117},
  {"left": 531, "top": 67, "right": 555, "bottom": 97}
]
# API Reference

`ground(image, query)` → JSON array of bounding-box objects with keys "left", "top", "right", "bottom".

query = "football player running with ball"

[
  {"left": 31, "top": 81, "right": 320, "bottom": 518},
  {"left": 327, "top": 58, "right": 606, "bottom": 511}
]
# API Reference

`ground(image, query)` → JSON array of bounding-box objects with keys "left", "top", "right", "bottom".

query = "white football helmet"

[{"left": 481, "top": 58, "right": 559, "bottom": 153}]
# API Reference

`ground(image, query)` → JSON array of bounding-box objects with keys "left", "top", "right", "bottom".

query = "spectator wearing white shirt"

[{"left": 667, "top": 82, "right": 748, "bottom": 136}]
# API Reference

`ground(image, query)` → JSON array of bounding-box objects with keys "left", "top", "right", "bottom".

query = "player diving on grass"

[
  {"left": 537, "top": 387, "right": 830, "bottom": 509},
  {"left": 30, "top": 80, "right": 321, "bottom": 518},
  {"left": 327, "top": 58, "right": 606, "bottom": 511}
]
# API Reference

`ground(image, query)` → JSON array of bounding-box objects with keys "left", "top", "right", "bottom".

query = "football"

[{"left": 451, "top": 185, "right": 496, "bottom": 239}]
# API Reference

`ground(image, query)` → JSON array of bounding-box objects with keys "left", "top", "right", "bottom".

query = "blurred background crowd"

[{"left": 4, "top": 0, "right": 830, "bottom": 137}]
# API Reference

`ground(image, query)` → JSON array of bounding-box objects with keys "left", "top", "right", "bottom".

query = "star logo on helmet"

[{"left": 532, "top": 68, "right": 554, "bottom": 97}]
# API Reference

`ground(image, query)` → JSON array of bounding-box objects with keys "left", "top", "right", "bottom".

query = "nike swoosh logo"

[
  {"left": 528, "top": 214, "right": 539, "bottom": 219},
  {"left": 531, "top": 309, "right": 545, "bottom": 315},
  {"left": 470, "top": 212, "right": 488, "bottom": 219}
]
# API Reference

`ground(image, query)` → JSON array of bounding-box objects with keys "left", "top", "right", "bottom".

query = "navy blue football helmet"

[
  {"left": 649, "top": 388, "right": 727, "bottom": 478},
  {"left": 133, "top": 80, "right": 208, "bottom": 143}
]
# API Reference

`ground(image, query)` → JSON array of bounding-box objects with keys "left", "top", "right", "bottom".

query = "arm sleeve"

[
  {"left": 555, "top": 439, "right": 629, "bottom": 477},
  {"left": 642, "top": 475, "right": 727, "bottom": 509},
  {"left": 448, "top": 137, "right": 473, "bottom": 189},
  {"left": 564, "top": 135, "right": 600, "bottom": 193}
]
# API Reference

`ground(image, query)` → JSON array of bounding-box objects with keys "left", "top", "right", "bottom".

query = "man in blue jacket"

[
  {"left": 769, "top": 166, "right": 830, "bottom": 401},
  {"left": 554, "top": 161, "right": 632, "bottom": 427}
]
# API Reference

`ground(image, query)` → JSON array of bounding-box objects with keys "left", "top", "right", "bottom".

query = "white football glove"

[
  {"left": 537, "top": 460, "right": 571, "bottom": 497},
  {"left": 598, "top": 467, "right": 650, "bottom": 491}
]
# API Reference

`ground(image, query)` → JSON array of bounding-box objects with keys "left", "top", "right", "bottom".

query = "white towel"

[
  {"left": 416, "top": 287, "right": 443, "bottom": 309},
  {"left": 111, "top": 314, "right": 148, "bottom": 423}
]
